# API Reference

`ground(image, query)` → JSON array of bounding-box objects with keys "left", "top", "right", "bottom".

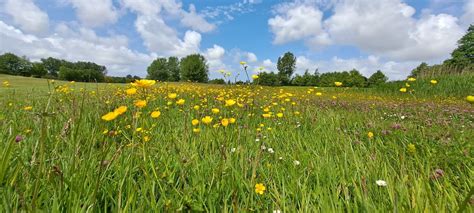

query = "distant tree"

[
  {"left": 0, "top": 53, "right": 31, "bottom": 75},
  {"left": 180, "top": 54, "right": 208, "bottom": 82},
  {"left": 368, "top": 70, "right": 388, "bottom": 87},
  {"left": 168, "top": 56, "right": 181, "bottom": 81},
  {"left": 30, "top": 62, "right": 47, "bottom": 77},
  {"left": 410, "top": 62, "right": 429, "bottom": 77},
  {"left": 444, "top": 24, "right": 473, "bottom": 68},
  {"left": 258, "top": 72, "right": 280, "bottom": 86},
  {"left": 147, "top": 58, "right": 169, "bottom": 81},
  {"left": 208, "top": 78, "right": 226, "bottom": 84},
  {"left": 277, "top": 52, "right": 296, "bottom": 85},
  {"left": 41, "top": 57, "right": 63, "bottom": 77},
  {"left": 347, "top": 69, "right": 368, "bottom": 87}
]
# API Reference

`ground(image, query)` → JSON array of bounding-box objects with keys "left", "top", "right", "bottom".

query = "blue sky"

[{"left": 0, "top": 0, "right": 472, "bottom": 80}]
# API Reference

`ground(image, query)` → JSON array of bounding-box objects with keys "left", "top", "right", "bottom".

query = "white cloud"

[
  {"left": 268, "top": 4, "right": 326, "bottom": 44},
  {"left": 3, "top": 0, "right": 49, "bottom": 34},
  {"left": 0, "top": 21, "right": 153, "bottom": 76},
  {"left": 68, "top": 0, "right": 119, "bottom": 27},
  {"left": 181, "top": 4, "right": 216, "bottom": 32},
  {"left": 204, "top": 44, "right": 227, "bottom": 73},
  {"left": 461, "top": 0, "right": 474, "bottom": 26},
  {"left": 246, "top": 52, "right": 258, "bottom": 62},
  {"left": 269, "top": 0, "right": 466, "bottom": 62}
]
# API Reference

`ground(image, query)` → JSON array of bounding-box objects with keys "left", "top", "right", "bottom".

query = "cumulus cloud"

[
  {"left": 68, "top": 0, "right": 119, "bottom": 27},
  {"left": 461, "top": 0, "right": 474, "bottom": 26},
  {"left": 0, "top": 21, "right": 154, "bottom": 76},
  {"left": 269, "top": 0, "right": 466, "bottom": 62},
  {"left": 3, "top": 0, "right": 49, "bottom": 34},
  {"left": 246, "top": 52, "right": 258, "bottom": 62}
]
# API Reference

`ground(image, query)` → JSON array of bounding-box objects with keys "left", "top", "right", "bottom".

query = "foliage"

[
  {"left": 444, "top": 24, "right": 473, "bottom": 68},
  {"left": 0, "top": 53, "right": 32, "bottom": 76},
  {"left": 180, "top": 54, "right": 209, "bottom": 83},
  {"left": 105, "top": 75, "right": 141, "bottom": 83},
  {"left": 277, "top": 52, "right": 296, "bottom": 85},
  {"left": 257, "top": 72, "right": 280, "bottom": 86},
  {"left": 368, "top": 70, "right": 388, "bottom": 86},
  {"left": 58, "top": 66, "right": 105, "bottom": 82},
  {"left": 208, "top": 78, "right": 226, "bottom": 84},
  {"left": 147, "top": 58, "right": 169, "bottom": 81},
  {"left": 168, "top": 57, "right": 181, "bottom": 82},
  {"left": 30, "top": 62, "right": 47, "bottom": 78}
]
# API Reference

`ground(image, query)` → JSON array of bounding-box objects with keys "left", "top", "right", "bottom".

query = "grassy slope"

[{"left": 0, "top": 74, "right": 473, "bottom": 211}]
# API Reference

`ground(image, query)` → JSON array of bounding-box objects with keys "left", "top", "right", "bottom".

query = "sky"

[{"left": 0, "top": 0, "right": 472, "bottom": 80}]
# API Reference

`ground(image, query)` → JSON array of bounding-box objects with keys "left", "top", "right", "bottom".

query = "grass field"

[{"left": 0, "top": 74, "right": 473, "bottom": 212}]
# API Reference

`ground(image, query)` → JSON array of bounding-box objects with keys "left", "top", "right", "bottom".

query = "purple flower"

[{"left": 15, "top": 135, "right": 23, "bottom": 143}]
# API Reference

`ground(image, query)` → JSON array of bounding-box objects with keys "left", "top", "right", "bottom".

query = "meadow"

[{"left": 0, "top": 74, "right": 473, "bottom": 212}]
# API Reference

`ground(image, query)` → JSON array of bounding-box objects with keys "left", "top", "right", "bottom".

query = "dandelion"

[
  {"left": 193, "top": 128, "right": 201, "bottom": 133},
  {"left": 151, "top": 111, "right": 161, "bottom": 118},
  {"left": 367, "top": 131, "right": 374, "bottom": 139},
  {"left": 134, "top": 100, "right": 147, "bottom": 108},
  {"left": 376, "top": 180, "right": 387, "bottom": 187},
  {"left": 430, "top": 80, "right": 438, "bottom": 85},
  {"left": 334, "top": 81, "right": 343, "bottom": 87},
  {"left": 212, "top": 108, "right": 220, "bottom": 114},
  {"left": 192, "top": 119, "right": 199, "bottom": 126},
  {"left": 202, "top": 116, "right": 213, "bottom": 125},
  {"left": 399, "top": 88, "right": 407, "bottom": 93},
  {"left": 168, "top": 93, "right": 177, "bottom": 99},
  {"left": 176, "top": 99, "right": 185, "bottom": 105},
  {"left": 225, "top": 99, "right": 236, "bottom": 107},
  {"left": 221, "top": 118, "right": 229, "bottom": 127},
  {"left": 131, "top": 79, "right": 156, "bottom": 88},
  {"left": 255, "top": 183, "right": 266, "bottom": 195},
  {"left": 276, "top": 112, "right": 283, "bottom": 118},
  {"left": 229, "top": 117, "right": 236, "bottom": 124},
  {"left": 114, "top": 106, "right": 127, "bottom": 115},
  {"left": 101, "top": 112, "right": 118, "bottom": 121},
  {"left": 466, "top": 95, "right": 474, "bottom": 103},
  {"left": 125, "top": 88, "right": 137, "bottom": 95}
]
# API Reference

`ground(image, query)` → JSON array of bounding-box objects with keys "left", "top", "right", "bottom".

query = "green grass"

[{"left": 0, "top": 75, "right": 473, "bottom": 212}]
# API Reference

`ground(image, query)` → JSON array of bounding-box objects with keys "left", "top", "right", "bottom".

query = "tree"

[
  {"left": 180, "top": 54, "right": 208, "bottom": 82},
  {"left": 257, "top": 72, "right": 280, "bottom": 86},
  {"left": 444, "top": 24, "right": 473, "bottom": 68},
  {"left": 30, "top": 62, "right": 47, "bottom": 77},
  {"left": 368, "top": 70, "right": 388, "bottom": 87},
  {"left": 0, "top": 53, "right": 31, "bottom": 75},
  {"left": 410, "top": 62, "right": 429, "bottom": 77},
  {"left": 347, "top": 69, "right": 367, "bottom": 87},
  {"left": 41, "top": 57, "right": 63, "bottom": 77},
  {"left": 277, "top": 52, "right": 296, "bottom": 85},
  {"left": 168, "top": 57, "right": 181, "bottom": 81},
  {"left": 147, "top": 58, "right": 169, "bottom": 81}
]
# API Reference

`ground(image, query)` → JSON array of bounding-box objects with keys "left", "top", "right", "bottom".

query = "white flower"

[
  {"left": 293, "top": 160, "right": 300, "bottom": 166},
  {"left": 401, "top": 115, "right": 406, "bottom": 120},
  {"left": 255, "top": 138, "right": 260, "bottom": 142},
  {"left": 376, "top": 180, "right": 387, "bottom": 187},
  {"left": 273, "top": 210, "right": 282, "bottom": 213},
  {"left": 278, "top": 157, "right": 283, "bottom": 160},
  {"left": 267, "top": 148, "right": 274, "bottom": 154},
  {"left": 261, "top": 145, "right": 266, "bottom": 150},
  {"left": 230, "top": 148, "right": 236, "bottom": 153}
]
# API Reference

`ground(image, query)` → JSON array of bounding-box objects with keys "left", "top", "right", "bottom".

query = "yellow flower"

[
  {"left": 262, "top": 113, "right": 271, "bottom": 118},
  {"left": 23, "top": 106, "right": 33, "bottom": 111},
  {"left": 151, "top": 111, "right": 161, "bottom": 118},
  {"left": 134, "top": 100, "right": 147, "bottom": 108},
  {"left": 229, "top": 118, "right": 236, "bottom": 124},
  {"left": 407, "top": 143, "right": 416, "bottom": 154},
  {"left": 405, "top": 83, "right": 410, "bottom": 87},
  {"left": 255, "top": 183, "right": 266, "bottom": 195},
  {"left": 193, "top": 105, "right": 200, "bottom": 110},
  {"left": 252, "top": 75, "right": 259, "bottom": 80},
  {"left": 202, "top": 116, "right": 213, "bottom": 125},
  {"left": 276, "top": 112, "right": 283, "bottom": 118},
  {"left": 125, "top": 88, "right": 137, "bottom": 95},
  {"left": 101, "top": 112, "right": 118, "bottom": 121},
  {"left": 143, "top": 136, "right": 150, "bottom": 142},
  {"left": 225, "top": 99, "right": 236, "bottom": 107},
  {"left": 334, "top": 81, "right": 343, "bottom": 87},
  {"left": 131, "top": 79, "right": 156, "bottom": 88},
  {"left": 430, "top": 80, "right": 438, "bottom": 85},
  {"left": 168, "top": 93, "right": 177, "bottom": 99},
  {"left": 212, "top": 108, "right": 220, "bottom": 114},
  {"left": 193, "top": 128, "right": 201, "bottom": 133},
  {"left": 176, "top": 99, "right": 185, "bottom": 105},
  {"left": 407, "top": 77, "right": 416, "bottom": 82},
  {"left": 466, "top": 95, "right": 474, "bottom": 103},
  {"left": 316, "top": 92, "right": 322, "bottom": 96},
  {"left": 114, "top": 106, "right": 127, "bottom": 115},
  {"left": 136, "top": 127, "right": 143, "bottom": 132},
  {"left": 221, "top": 118, "right": 229, "bottom": 127},
  {"left": 240, "top": 61, "right": 246, "bottom": 65},
  {"left": 192, "top": 119, "right": 199, "bottom": 126},
  {"left": 399, "top": 88, "right": 407, "bottom": 93},
  {"left": 367, "top": 131, "right": 374, "bottom": 139}
]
